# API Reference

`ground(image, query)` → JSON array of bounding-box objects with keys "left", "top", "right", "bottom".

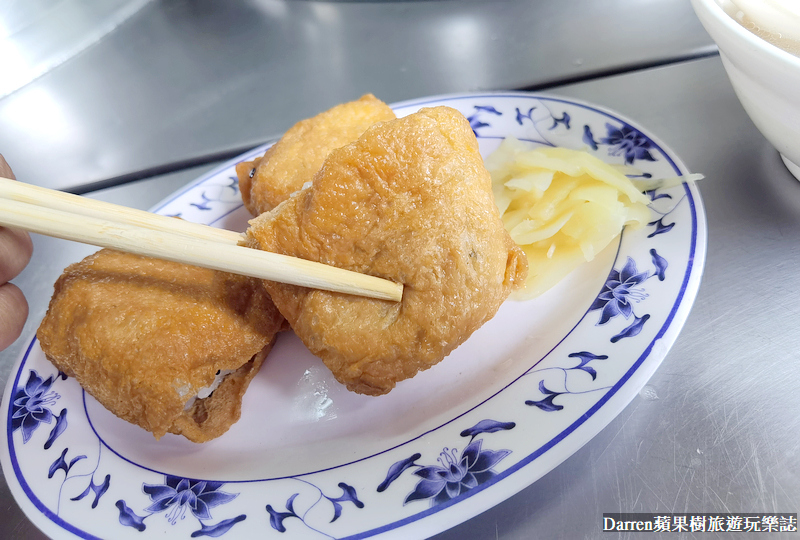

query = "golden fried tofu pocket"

[
  {"left": 37, "top": 249, "right": 285, "bottom": 442},
  {"left": 235, "top": 94, "right": 396, "bottom": 216},
  {"left": 245, "top": 106, "right": 528, "bottom": 396}
]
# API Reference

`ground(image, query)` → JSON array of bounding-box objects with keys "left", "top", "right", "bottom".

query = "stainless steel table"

[
  {"left": 3, "top": 1, "right": 799, "bottom": 539},
  {"left": 0, "top": 0, "right": 713, "bottom": 193}
]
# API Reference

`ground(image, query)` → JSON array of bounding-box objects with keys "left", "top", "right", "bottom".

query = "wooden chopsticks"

[{"left": 0, "top": 177, "right": 403, "bottom": 302}]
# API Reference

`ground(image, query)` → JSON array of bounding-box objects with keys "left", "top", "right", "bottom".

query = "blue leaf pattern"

[
  {"left": 568, "top": 352, "right": 609, "bottom": 380},
  {"left": 647, "top": 189, "right": 672, "bottom": 202},
  {"left": 467, "top": 105, "right": 503, "bottom": 134},
  {"left": 265, "top": 480, "right": 365, "bottom": 534},
  {"left": 650, "top": 249, "right": 668, "bottom": 281},
  {"left": 611, "top": 314, "right": 651, "bottom": 343},
  {"left": 266, "top": 494, "right": 300, "bottom": 533},
  {"left": 549, "top": 112, "right": 570, "bottom": 130},
  {"left": 70, "top": 474, "right": 111, "bottom": 508},
  {"left": 48, "top": 448, "right": 86, "bottom": 479},
  {"left": 190, "top": 515, "right": 247, "bottom": 538},
  {"left": 525, "top": 381, "right": 565, "bottom": 412},
  {"left": 459, "top": 419, "right": 516, "bottom": 439},
  {"left": 44, "top": 408, "right": 68, "bottom": 450},
  {"left": 116, "top": 500, "right": 148, "bottom": 531},
  {"left": 583, "top": 125, "right": 599, "bottom": 150},
  {"left": 648, "top": 217, "right": 675, "bottom": 238},
  {"left": 378, "top": 453, "right": 421, "bottom": 492},
  {"left": 515, "top": 106, "right": 537, "bottom": 126}
]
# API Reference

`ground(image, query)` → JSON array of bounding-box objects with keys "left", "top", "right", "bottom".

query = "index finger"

[{"left": 0, "top": 154, "right": 33, "bottom": 283}]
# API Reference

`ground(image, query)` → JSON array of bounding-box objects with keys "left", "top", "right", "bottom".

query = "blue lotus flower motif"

[
  {"left": 143, "top": 476, "right": 237, "bottom": 525},
  {"left": 11, "top": 370, "right": 60, "bottom": 443},
  {"left": 591, "top": 257, "right": 649, "bottom": 325},
  {"left": 405, "top": 439, "right": 509, "bottom": 506},
  {"left": 600, "top": 123, "right": 656, "bottom": 164}
]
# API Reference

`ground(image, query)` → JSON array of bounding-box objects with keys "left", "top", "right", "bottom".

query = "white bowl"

[{"left": 692, "top": 0, "right": 800, "bottom": 180}]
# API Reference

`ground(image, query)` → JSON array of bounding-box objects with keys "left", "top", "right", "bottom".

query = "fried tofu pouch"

[
  {"left": 245, "top": 106, "right": 528, "bottom": 396},
  {"left": 235, "top": 94, "right": 396, "bottom": 216},
  {"left": 37, "top": 249, "right": 285, "bottom": 442}
]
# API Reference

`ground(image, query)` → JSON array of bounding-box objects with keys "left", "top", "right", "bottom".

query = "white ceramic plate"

[{"left": 1, "top": 92, "right": 706, "bottom": 540}]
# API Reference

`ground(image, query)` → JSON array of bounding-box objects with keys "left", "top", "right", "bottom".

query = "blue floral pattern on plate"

[
  {"left": 266, "top": 481, "right": 364, "bottom": 535},
  {"left": 11, "top": 370, "right": 64, "bottom": 444},
  {"left": 116, "top": 476, "right": 246, "bottom": 536},
  {"left": 0, "top": 92, "right": 705, "bottom": 539},
  {"left": 583, "top": 122, "right": 657, "bottom": 164},
  {"left": 377, "top": 419, "right": 514, "bottom": 507}
]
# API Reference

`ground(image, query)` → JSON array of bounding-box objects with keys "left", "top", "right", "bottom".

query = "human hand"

[{"left": 0, "top": 155, "right": 33, "bottom": 351}]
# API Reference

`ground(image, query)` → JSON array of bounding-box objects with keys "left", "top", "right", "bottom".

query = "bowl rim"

[{"left": 691, "top": 0, "right": 800, "bottom": 68}]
